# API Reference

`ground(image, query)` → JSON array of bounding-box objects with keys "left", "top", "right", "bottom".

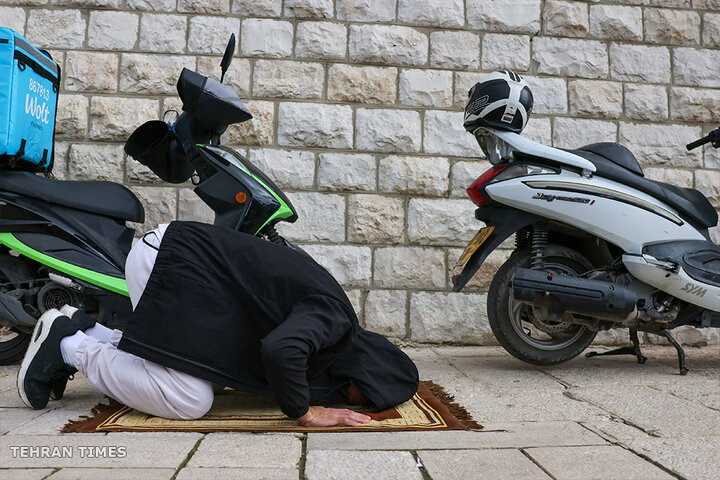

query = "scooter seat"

[
  {"left": 0, "top": 171, "right": 145, "bottom": 223},
  {"left": 577, "top": 142, "right": 644, "bottom": 176},
  {"left": 572, "top": 148, "right": 718, "bottom": 229}
]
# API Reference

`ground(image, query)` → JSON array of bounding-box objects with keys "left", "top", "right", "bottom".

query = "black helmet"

[{"left": 463, "top": 71, "right": 533, "bottom": 134}]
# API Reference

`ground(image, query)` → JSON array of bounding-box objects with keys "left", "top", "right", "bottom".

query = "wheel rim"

[
  {"left": 507, "top": 261, "right": 590, "bottom": 351},
  {"left": 0, "top": 326, "right": 19, "bottom": 342}
]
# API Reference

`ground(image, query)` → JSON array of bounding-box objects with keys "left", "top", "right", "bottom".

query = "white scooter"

[{"left": 453, "top": 125, "right": 720, "bottom": 374}]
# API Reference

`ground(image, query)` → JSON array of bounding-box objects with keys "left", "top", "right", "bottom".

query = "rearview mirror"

[{"left": 220, "top": 34, "right": 235, "bottom": 83}]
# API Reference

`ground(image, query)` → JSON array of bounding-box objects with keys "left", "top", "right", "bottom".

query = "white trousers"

[{"left": 71, "top": 225, "right": 214, "bottom": 420}]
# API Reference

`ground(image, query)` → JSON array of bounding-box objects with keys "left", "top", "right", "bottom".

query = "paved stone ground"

[{"left": 0, "top": 345, "right": 718, "bottom": 479}]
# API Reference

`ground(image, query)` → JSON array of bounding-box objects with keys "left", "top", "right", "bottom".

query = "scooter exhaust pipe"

[{"left": 512, "top": 268, "right": 637, "bottom": 322}]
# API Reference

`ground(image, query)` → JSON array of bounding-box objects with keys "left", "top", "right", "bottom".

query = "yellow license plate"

[{"left": 455, "top": 226, "right": 495, "bottom": 269}]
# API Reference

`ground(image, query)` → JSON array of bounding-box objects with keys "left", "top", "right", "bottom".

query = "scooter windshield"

[{"left": 177, "top": 68, "right": 253, "bottom": 132}]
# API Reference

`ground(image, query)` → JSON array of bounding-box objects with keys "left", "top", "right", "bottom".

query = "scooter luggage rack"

[
  {"left": 473, "top": 128, "right": 514, "bottom": 164},
  {"left": 473, "top": 127, "right": 597, "bottom": 173}
]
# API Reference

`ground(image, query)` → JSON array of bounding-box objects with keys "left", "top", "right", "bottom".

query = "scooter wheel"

[
  {"left": 0, "top": 327, "right": 30, "bottom": 365},
  {"left": 487, "top": 246, "right": 598, "bottom": 366}
]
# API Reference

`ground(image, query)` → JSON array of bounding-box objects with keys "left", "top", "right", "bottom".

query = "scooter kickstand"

[
  {"left": 659, "top": 330, "right": 689, "bottom": 375},
  {"left": 585, "top": 328, "right": 647, "bottom": 364}
]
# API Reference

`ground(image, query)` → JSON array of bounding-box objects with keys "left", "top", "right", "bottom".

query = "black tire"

[
  {"left": 488, "top": 245, "right": 598, "bottom": 366},
  {"left": 0, "top": 328, "right": 30, "bottom": 365}
]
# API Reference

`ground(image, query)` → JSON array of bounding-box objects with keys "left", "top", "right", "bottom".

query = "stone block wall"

[{"left": 3, "top": 0, "right": 719, "bottom": 345}]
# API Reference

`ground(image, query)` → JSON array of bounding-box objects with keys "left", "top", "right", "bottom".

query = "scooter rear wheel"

[
  {"left": 0, "top": 326, "right": 30, "bottom": 365},
  {"left": 487, "top": 246, "right": 598, "bottom": 366}
]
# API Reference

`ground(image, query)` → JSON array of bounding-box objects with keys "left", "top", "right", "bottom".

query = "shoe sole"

[
  {"left": 59, "top": 305, "right": 77, "bottom": 318},
  {"left": 17, "top": 310, "right": 62, "bottom": 409}
]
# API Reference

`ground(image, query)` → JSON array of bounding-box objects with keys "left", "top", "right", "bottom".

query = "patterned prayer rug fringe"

[
  {"left": 60, "top": 398, "right": 123, "bottom": 433},
  {"left": 421, "top": 380, "right": 484, "bottom": 430}
]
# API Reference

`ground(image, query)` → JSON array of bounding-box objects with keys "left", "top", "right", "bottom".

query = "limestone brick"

[
  {"left": 379, "top": 156, "right": 450, "bottom": 196},
  {"left": 253, "top": 60, "right": 324, "bottom": 99},
  {"left": 589, "top": 5, "right": 643, "bottom": 41},
  {"left": 356, "top": 109, "right": 422, "bottom": 153},
  {"left": 543, "top": 0, "right": 589, "bottom": 38},
  {"left": 533, "top": 37, "right": 608, "bottom": 78},
  {"left": 295, "top": 22, "right": 347, "bottom": 60},
  {"left": 278, "top": 103, "right": 353, "bottom": 149},
  {"left": 467, "top": 0, "right": 541, "bottom": 34},
  {"left": 568, "top": 80, "right": 623, "bottom": 118},
  {"left": 349, "top": 25, "right": 428, "bottom": 66},
  {"left": 318, "top": 154, "right": 377, "bottom": 192},
  {"left": 348, "top": 195, "right": 405, "bottom": 244},
  {"left": 482, "top": 34, "right": 530, "bottom": 71},
  {"left": 624, "top": 84, "right": 669, "bottom": 121},
  {"left": 398, "top": 69, "right": 453, "bottom": 107},
  {"left": 241, "top": 19, "right": 292, "bottom": 57},
  {"left": 65, "top": 52, "right": 118, "bottom": 93},
  {"left": 88, "top": 11, "right": 139, "bottom": 50},
  {"left": 364, "top": 290, "right": 407, "bottom": 338},
  {"left": 327, "top": 65, "right": 397, "bottom": 105},
  {"left": 374, "top": 247, "right": 446, "bottom": 289},
  {"left": 429, "top": 31, "right": 480, "bottom": 70}
]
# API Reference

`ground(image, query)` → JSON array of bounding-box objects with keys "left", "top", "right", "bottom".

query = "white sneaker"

[{"left": 59, "top": 305, "right": 78, "bottom": 318}]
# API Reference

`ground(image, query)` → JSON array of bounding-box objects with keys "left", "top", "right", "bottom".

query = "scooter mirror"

[{"left": 220, "top": 34, "right": 235, "bottom": 83}]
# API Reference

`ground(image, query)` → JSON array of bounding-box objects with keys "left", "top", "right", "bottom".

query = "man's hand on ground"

[{"left": 297, "top": 406, "right": 371, "bottom": 427}]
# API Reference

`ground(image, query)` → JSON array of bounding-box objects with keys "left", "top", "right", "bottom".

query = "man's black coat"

[{"left": 118, "top": 221, "right": 419, "bottom": 418}]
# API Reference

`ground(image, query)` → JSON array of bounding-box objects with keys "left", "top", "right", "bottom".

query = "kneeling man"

[{"left": 18, "top": 221, "right": 419, "bottom": 427}]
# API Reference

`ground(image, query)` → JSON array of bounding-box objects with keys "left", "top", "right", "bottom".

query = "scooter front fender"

[{"left": 452, "top": 205, "right": 541, "bottom": 291}]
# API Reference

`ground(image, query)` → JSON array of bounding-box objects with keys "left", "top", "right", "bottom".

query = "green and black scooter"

[{"left": 0, "top": 36, "right": 300, "bottom": 364}]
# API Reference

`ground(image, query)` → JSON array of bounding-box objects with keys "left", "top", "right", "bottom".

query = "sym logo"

[
  {"left": 680, "top": 282, "right": 707, "bottom": 297},
  {"left": 25, "top": 94, "right": 50, "bottom": 125}
]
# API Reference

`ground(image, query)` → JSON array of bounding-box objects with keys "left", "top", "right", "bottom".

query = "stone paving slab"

[
  {"left": 542, "top": 355, "right": 700, "bottom": 387},
  {"left": 0, "top": 407, "right": 46, "bottom": 435},
  {"left": 0, "top": 387, "right": 35, "bottom": 408},
  {"left": 451, "top": 383, "right": 608, "bottom": 423},
  {"left": 176, "top": 467, "right": 299, "bottom": 480},
  {"left": 569, "top": 385, "right": 720, "bottom": 437},
  {"left": 306, "top": 421, "right": 608, "bottom": 450},
  {"left": 448, "top": 356, "right": 564, "bottom": 390},
  {"left": 620, "top": 435, "right": 720, "bottom": 480},
  {"left": 0, "top": 368, "right": 18, "bottom": 391},
  {"left": 0, "top": 468, "right": 55, "bottom": 480},
  {"left": 586, "top": 418, "right": 720, "bottom": 480},
  {"left": 305, "top": 450, "right": 423, "bottom": 480},
  {"left": 525, "top": 445, "right": 674, "bottom": 480},
  {"left": 186, "top": 433, "right": 301, "bottom": 469},
  {"left": 0, "top": 433, "right": 202, "bottom": 468},
  {"left": 581, "top": 417, "right": 652, "bottom": 445},
  {"left": 47, "top": 468, "right": 176, "bottom": 479},
  {"left": 431, "top": 346, "right": 508, "bottom": 357},
  {"left": 5, "top": 397, "right": 109, "bottom": 435},
  {"left": 658, "top": 378, "right": 720, "bottom": 411},
  {"left": 418, "top": 448, "right": 551, "bottom": 480},
  {"left": 413, "top": 357, "right": 470, "bottom": 389},
  {"left": 401, "top": 347, "right": 442, "bottom": 361}
]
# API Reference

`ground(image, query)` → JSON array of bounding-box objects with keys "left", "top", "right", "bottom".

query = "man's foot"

[
  {"left": 17, "top": 309, "right": 88, "bottom": 409},
  {"left": 49, "top": 368, "right": 76, "bottom": 402},
  {"left": 59, "top": 304, "right": 79, "bottom": 318},
  {"left": 49, "top": 306, "right": 96, "bottom": 401}
]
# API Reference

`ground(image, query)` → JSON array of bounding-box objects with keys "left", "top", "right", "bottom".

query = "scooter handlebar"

[
  {"left": 686, "top": 136, "right": 710, "bottom": 151},
  {"left": 686, "top": 127, "right": 720, "bottom": 151}
]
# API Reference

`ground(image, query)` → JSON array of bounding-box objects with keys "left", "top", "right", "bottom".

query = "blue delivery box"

[{"left": 0, "top": 27, "right": 60, "bottom": 172}]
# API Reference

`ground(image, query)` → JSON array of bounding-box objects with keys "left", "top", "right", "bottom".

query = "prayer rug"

[{"left": 62, "top": 381, "right": 482, "bottom": 433}]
